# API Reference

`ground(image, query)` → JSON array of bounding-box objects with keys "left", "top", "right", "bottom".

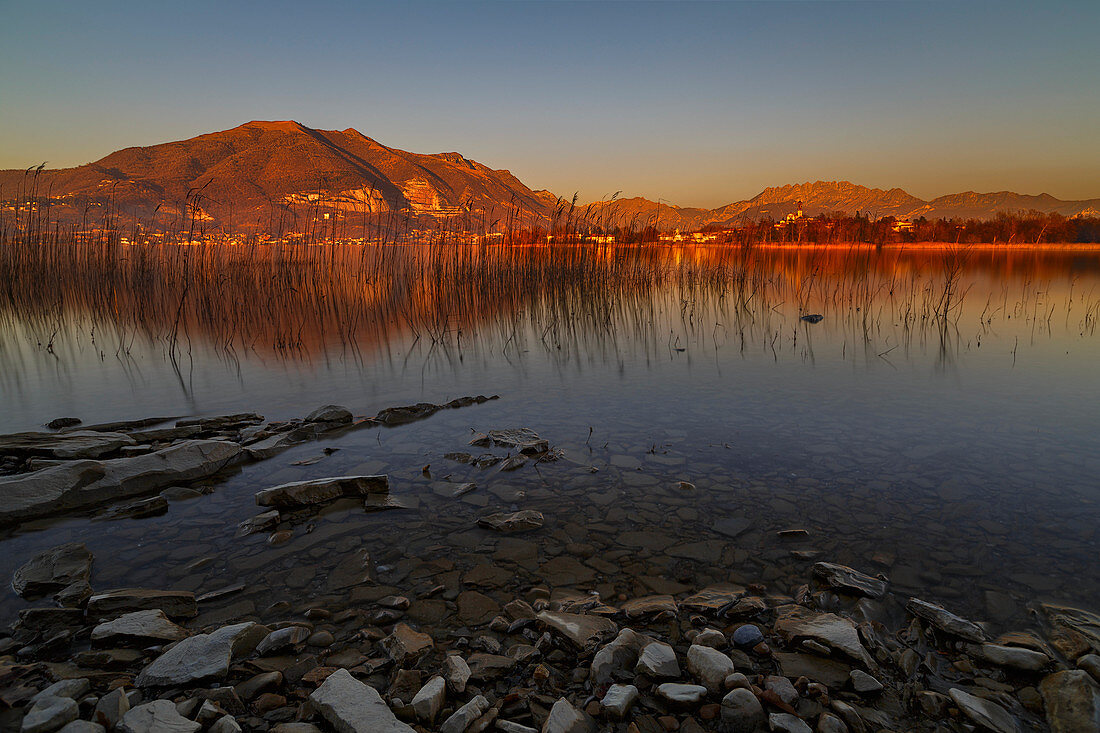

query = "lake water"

[{"left": 1, "top": 242, "right": 1098, "bottom": 633}]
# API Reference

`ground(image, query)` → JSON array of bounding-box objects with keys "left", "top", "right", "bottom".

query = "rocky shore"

[{"left": 2, "top": 406, "right": 1099, "bottom": 732}]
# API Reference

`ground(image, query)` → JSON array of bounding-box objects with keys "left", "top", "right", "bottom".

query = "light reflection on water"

[{"left": 0, "top": 243, "right": 1098, "bottom": 628}]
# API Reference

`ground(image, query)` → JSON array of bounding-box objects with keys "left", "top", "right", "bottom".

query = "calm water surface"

[{"left": 1, "top": 243, "right": 1098, "bottom": 631}]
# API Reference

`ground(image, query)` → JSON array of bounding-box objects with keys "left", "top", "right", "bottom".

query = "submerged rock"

[
  {"left": 906, "top": 597, "right": 986, "bottom": 642},
  {"left": 255, "top": 475, "right": 389, "bottom": 508},
  {"left": 477, "top": 510, "right": 544, "bottom": 533},
  {"left": 12, "top": 542, "right": 93, "bottom": 599},
  {"left": 812, "top": 562, "right": 887, "bottom": 598},
  {"left": 485, "top": 428, "right": 549, "bottom": 455},
  {"left": 86, "top": 588, "right": 197, "bottom": 620}
]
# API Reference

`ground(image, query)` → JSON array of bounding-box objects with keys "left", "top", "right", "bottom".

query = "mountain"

[
  {"left": 0, "top": 121, "right": 558, "bottom": 231},
  {"left": 2, "top": 123, "right": 1098, "bottom": 234}
]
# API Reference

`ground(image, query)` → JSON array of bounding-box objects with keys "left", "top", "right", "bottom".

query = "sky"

[{"left": 1, "top": 0, "right": 1097, "bottom": 208}]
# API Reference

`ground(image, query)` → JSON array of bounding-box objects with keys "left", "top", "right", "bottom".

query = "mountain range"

[{"left": 2, "top": 121, "right": 1097, "bottom": 233}]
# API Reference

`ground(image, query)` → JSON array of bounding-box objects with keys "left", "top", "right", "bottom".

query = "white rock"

[
  {"left": 591, "top": 628, "right": 647, "bottom": 685},
  {"left": 540, "top": 698, "right": 593, "bottom": 733},
  {"left": 208, "top": 715, "right": 243, "bottom": 733},
  {"left": 411, "top": 676, "right": 446, "bottom": 723},
  {"left": 93, "top": 687, "right": 130, "bottom": 730},
  {"left": 768, "top": 712, "right": 812, "bottom": 733},
  {"left": 444, "top": 655, "right": 471, "bottom": 694},
  {"left": 309, "top": 669, "right": 414, "bottom": 733},
  {"left": 976, "top": 643, "right": 1050, "bottom": 671},
  {"left": 21, "top": 696, "right": 79, "bottom": 733},
  {"left": 948, "top": 688, "right": 1018, "bottom": 733},
  {"left": 600, "top": 684, "right": 639, "bottom": 720},
  {"left": 439, "top": 695, "right": 490, "bottom": 733},
  {"left": 117, "top": 700, "right": 201, "bottom": 733},
  {"left": 656, "top": 683, "right": 707, "bottom": 705},
  {"left": 256, "top": 625, "right": 310, "bottom": 655},
  {"left": 135, "top": 622, "right": 266, "bottom": 687},
  {"left": 91, "top": 609, "right": 189, "bottom": 643},
  {"left": 687, "top": 644, "right": 736, "bottom": 693},
  {"left": 635, "top": 641, "right": 680, "bottom": 678},
  {"left": 30, "top": 679, "right": 90, "bottom": 705}
]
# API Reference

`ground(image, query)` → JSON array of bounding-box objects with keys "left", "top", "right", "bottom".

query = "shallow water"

[{"left": 1, "top": 243, "right": 1098, "bottom": 631}]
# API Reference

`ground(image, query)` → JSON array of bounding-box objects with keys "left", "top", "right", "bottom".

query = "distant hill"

[{"left": 2, "top": 123, "right": 1098, "bottom": 234}]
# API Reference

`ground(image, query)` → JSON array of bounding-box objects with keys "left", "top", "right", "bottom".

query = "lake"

[{"left": 1, "top": 242, "right": 1098, "bottom": 636}]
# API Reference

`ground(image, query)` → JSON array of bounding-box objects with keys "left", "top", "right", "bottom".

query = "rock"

[
  {"left": 411, "top": 676, "right": 446, "bottom": 723},
  {"left": 773, "top": 653, "right": 852, "bottom": 689},
  {"left": 0, "top": 430, "right": 135, "bottom": 459},
  {"left": 681, "top": 584, "right": 745, "bottom": 613},
  {"left": 108, "top": 495, "right": 168, "bottom": 519},
  {"left": 468, "top": 653, "right": 516, "bottom": 680},
  {"left": 208, "top": 716, "right": 242, "bottom": 733},
  {"left": 636, "top": 641, "right": 680, "bottom": 679},
  {"left": 687, "top": 644, "right": 736, "bottom": 693},
  {"left": 811, "top": 563, "right": 886, "bottom": 599},
  {"left": 135, "top": 622, "right": 266, "bottom": 687},
  {"left": 800, "top": 314, "right": 824, "bottom": 323},
  {"left": 256, "top": 625, "right": 311, "bottom": 655},
  {"left": 457, "top": 590, "right": 500, "bottom": 626},
  {"left": 1040, "top": 669, "right": 1100, "bottom": 732},
  {"left": 774, "top": 606, "right": 874, "bottom": 667},
  {"left": 601, "top": 684, "right": 639, "bottom": 719},
  {"left": 380, "top": 623, "right": 433, "bottom": 665},
  {"left": 591, "top": 628, "right": 648, "bottom": 685},
  {"left": 486, "top": 428, "right": 549, "bottom": 455},
  {"left": 621, "top": 595, "right": 677, "bottom": 617},
  {"left": 444, "top": 655, "right": 471, "bottom": 694},
  {"left": 308, "top": 669, "right": 414, "bottom": 733},
  {"left": 496, "top": 723, "right": 538, "bottom": 733},
  {"left": 244, "top": 427, "right": 319, "bottom": 460},
  {"left": 46, "top": 417, "right": 82, "bottom": 430},
  {"left": 91, "top": 609, "right": 189, "bottom": 643},
  {"left": 656, "top": 683, "right": 708, "bottom": 706},
  {"left": 58, "top": 723, "right": 105, "bottom": 733},
  {"left": 0, "top": 440, "right": 241, "bottom": 524},
  {"left": 87, "top": 588, "right": 198, "bottom": 620},
  {"left": 117, "top": 700, "right": 201, "bottom": 733},
  {"left": 765, "top": 676, "right": 799, "bottom": 706},
  {"left": 235, "top": 671, "right": 282, "bottom": 701},
  {"left": 946, "top": 688, "right": 1019, "bottom": 733},
  {"left": 721, "top": 688, "right": 765, "bottom": 732},
  {"left": 537, "top": 611, "right": 617, "bottom": 650},
  {"left": 477, "top": 510, "right": 544, "bottom": 533},
  {"left": 769, "top": 713, "right": 812, "bottom": 733},
  {"left": 849, "top": 670, "right": 882, "bottom": 694},
  {"left": 906, "top": 598, "right": 986, "bottom": 642},
  {"left": 1080, "top": 654, "right": 1100, "bottom": 683},
  {"left": 439, "top": 695, "right": 491, "bottom": 733},
  {"left": 236, "top": 509, "right": 280, "bottom": 537},
  {"left": 694, "top": 629, "right": 727, "bottom": 649},
  {"left": 305, "top": 405, "right": 353, "bottom": 424},
  {"left": 21, "top": 695, "right": 80, "bottom": 733},
  {"left": 255, "top": 475, "right": 388, "bottom": 508},
  {"left": 30, "top": 680, "right": 90, "bottom": 706},
  {"left": 973, "top": 643, "right": 1050, "bottom": 671},
  {"left": 732, "top": 624, "right": 764, "bottom": 647},
  {"left": 1041, "top": 603, "right": 1100, "bottom": 654},
  {"left": 93, "top": 688, "right": 129, "bottom": 729},
  {"left": 54, "top": 580, "right": 92, "bottom": 608},
  {"left": 541, "top": 698, "right": 594, "bottom": 733},
  {"left": 12, "top": 543, "right": 93, "bottom": 599}
]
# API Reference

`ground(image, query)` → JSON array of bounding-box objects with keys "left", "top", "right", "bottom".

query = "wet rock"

[
  {"left": 1040, "top": 669, "right": 1100, "bottom": 732},
  {"left": 687, "top": 644, "right": 736, "bottom": 693},
  {"left": 380, "top": 623, "right": 433, "bottom": 665},
  {"left": 720, "top": 688, "right": 765, "bottom": 732},
  {"left": 542, "top": 698, "right": 594, "bottom": 732},
  {"left": 732, "top": 624, "right": 763, "bottom": 647},
  {"left": 47, "top": 417, "right": 82, "bottom": 430},
  {"left": 117, "top": 700, "right": 201, "bottom": 733},
  {"left": 411, "top": 675, "right": 446, "bottom": 723},
  {"left": 54, "top": 580, "right": 92, "bottom": 608},
  {"left": 439, "top": 695, "right": 490, "bottom": 733},
  {"left": 91, "top": 609, "right": 189, "bottom": 644},
  {"left": 305, "top": 405, "right": 353, "bottom": 424},
  {"left": 236, "top": 509, "right": 280, "bottom": 537},
  {"left": 811, "top": 563, "right": 887, "bottom": 599},
  {"left": 972, "top": 643, "right": 1050, "bottom": 671},
  {"left": 244, "top": 427, "right": 319, "bottom": 460},
  {"left": 1079, "top": 654, "right": 1100, "bottom": 683},
  {"left": 601, "top": 684, "right": 639, "bottom": 719},
  {"left": 768, "top": 712, "right": 812, "bottom": 733},
  {"left": 849, "top": 670, "right": 882, "bottom": 695},
  {"left": 773, "top": 653, "right": 852, "bottom": 689},
  {"left": 255, "top": 475, "right": 389, "bottom": 508},
  {"left": 537, "top": 611, "right": 617, "bottom": 650},
  {"left": 774, "top": 606, "right": 874, "bottom": 667},
  {"left": 657, "top": 683, "right": 708, "bottom": 706},
  {"left": 87, "top": 588, "right": 198, "bottom": 620},
  {"left": 477, "top": 510, "right": 544, "bottom": 533},
  {"left": 485, "top": 428, "right": 549, "bottom": 455},
  {"left": 308, "top": 669, "right": 414, "bottom": 733},
  {"left": 0, "top": 440, "right": 241, "bottom": 524},
  {"left": 1041, "top": 604, "right": 1100, "bottom": 654},
  {"left": 256, "top": 625, "right": 311, "bottom": 655},
  {"left": 906, "top": 598, "right": 985, "bottom": 642},
  {"left": 108, "top": 495, "right": 169, "bottom": 519},
  {"left": 947, "top": 688, "right": 1018, "bottom": 733},
  {"left": 636, "top": 641, "right": 680, "bottom": 679},
  {"left": 93, "top": 688, "right": 129, "bottom": 729},
  {"left": 0, "top": 430, "right": 136, "bottom": 459},
  {"left": 621, "top": 595, "right": 677, "bottom": 617},
  {"left": 135, "top": 621, "right": 267, "bottom": 687},
  {"left": 592, "top": 628, "right": 648, "bottom": 684},
  {"left": 444, "top": 654, "right": 471, "bottom": 694},
  {"left": 12, "top": 543, "right": 93, "bottom": 599},
  {"left": 21, "top": 695, "right": 80, "bottom": 733}
]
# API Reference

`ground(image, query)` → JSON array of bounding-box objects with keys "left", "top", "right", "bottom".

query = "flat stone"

[
  {"left": 12, "top": 543, "right": 93, "bottom": 599},
  {"left": 601, "top": 684, "right": 639, "bottom": 719},
  {"left": 308, "top": 669, "right": 414, "bottom": 733},
  {"left": 86, "top": 588, "right": 198, "bottom": 620},
  {"left": 136, "top": 622, "right": 266, "bottom": 687},
  {"left": 849, "top": 669, "right": 883, "bottom": 694},
  {"left": 973, "top": 643, "right": 1050, "bottom": 671},
  {"left": 621, "top": 595, "right": 677, "bottom": 617},
  {"left": 467, "top": 653, "right": 516, "bottom": 680},
  {"left": 108, "top": 495, "right": 168, "bottom": 519},
  {"left": 687, "top": 644, "right": 736, "bottom": 693},
  {"left": 681, "top": 584, "right": 745, "bottom": 613},
  {"left": 0, "top": 430, "right": 136, "bottom": 459},
  {"left": 457, "top": 590, "right": 500, "bottom": 626},
  {"left": 91, "top": 609, "right": 189, "bottom": 644},
  {"left": 1040, "top": 669, "right": 1100, "bottom": 732},
  {"left": 255, "top": 475, "right": 388, "bottom": 508},
  {"left": 542, "top": 697, "right": 594, "bottom": 732},
  {"left": 812, "top": 562, "right": 887, "bottom": 599},
  {"left": 117, "top": 700, "right": 201, "bottom": 733},
  {"left": 0, "top": 440, "right": 241, "bottom": 524},
  {"left": 439, "top": 695, "right": 490, "bottom": 733},
  {"left": 21, "top": 695, "right": 79, "bottom": 733},
  {"left": 537, "top": 611, "right": 617, "bottom": 650},
  {"left": 486, "top": 428, "right": 549, "bottom": 455},
  {"left": 721, "top": 688, "right": 765, "bottom": 732},
  {"left": 774, "top": 606, "right": 874, "bottom": 666},
  {"left": 477, "top": 510, "right": 544, "bottom": 533},
  {"left": 635, "top": 640, "right": 680, "bottom": 678},
  {"left": 256, "top": 625, "right": 311, "bottom": 655},
  {"left": 768, "top": 713, "right": 812, "bottom": 733},
  {"left": 948, "top": 688, "right": 1018, "bottom": 733},
  {"left": 411, "top": 675, "right": 446, "bottom": 723},
  {"left": 1041, "top": 604, "right": 1100, "bottom": 654},
  {"left": 773, "top": 652, "right": 852, "bottom": 689},
  {"left": 906, "top": 597, "right": 986, "bottom": 642},
  {"left": 713, "top": 517, "right": 753, "bottom": 539},
  {"left": 31, "top": 679, "right": 90, "bottom": 706},
  {"left": 656, "top": 683, "right": 707, "bottom": 706},
  {"left": 236, "top": 509, "right": 281, "bottom": 537},
  {"left": 380, "top": 623, "right": 433, "bottom": 665}
]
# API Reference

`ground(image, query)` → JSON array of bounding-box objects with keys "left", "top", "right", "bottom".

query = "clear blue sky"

[{"left": 1, "top": 1, "right": 1097, "bottom": 207}]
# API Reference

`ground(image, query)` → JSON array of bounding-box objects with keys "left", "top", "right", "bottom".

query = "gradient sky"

[{"left": 1, "top": 1, "right": 1097, "bottom": 207}]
